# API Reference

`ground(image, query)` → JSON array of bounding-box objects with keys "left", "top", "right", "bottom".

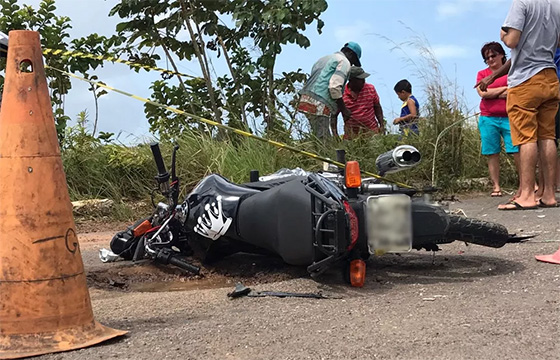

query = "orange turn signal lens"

[
  {"left": 133, "top": 220, "right": 152, "bottom": 237},
  {"left": 345, "top": 161, "right": 361, "bottom": 188},
  {"left": 349, "top": 259, "right": 366, "bottom": 287}
]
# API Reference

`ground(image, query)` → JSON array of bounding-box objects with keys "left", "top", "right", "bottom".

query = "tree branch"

[
  {"left": 217, "top": 36, "right": 248, "bottom": 128},
  {"left": 179, "top": 0, "right": 222, "bottom": 124}
]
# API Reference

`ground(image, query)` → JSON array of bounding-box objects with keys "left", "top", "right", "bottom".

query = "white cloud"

[
  {"left": 431, "top": 44, "right": 469, "bottom": 59},
  {"left": 436, "top": 0, "right": 509, "bottom": 19},
  {"left": 437, "top": 2, "right": 466, "bottom": 17},
  {"left": 393, "top": 43, "right": 469, "bottom": 60},
  {"left": 333, "top": 21, "right": 373, "bottom": 44}
]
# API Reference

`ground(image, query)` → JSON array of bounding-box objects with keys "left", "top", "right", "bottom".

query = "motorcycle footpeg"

[{"left": 307, "top": 255, "right": 336, "bottom": 277}]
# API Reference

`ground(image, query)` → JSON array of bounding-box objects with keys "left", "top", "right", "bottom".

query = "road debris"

[{"left": 227, "top": 283, "right": 339, "bottom": 300}]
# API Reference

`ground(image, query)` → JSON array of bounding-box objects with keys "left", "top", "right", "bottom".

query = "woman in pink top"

[{"left": 476, "top": 42, "right": 520, "bottom": 198}]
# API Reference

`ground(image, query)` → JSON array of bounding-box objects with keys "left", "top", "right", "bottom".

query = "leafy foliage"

[
  {"left": 0, "top": 0, "right": 122, "bottom": 140},
  {"left": 109, "top": 0, "right": 328, "bottom": 137}
]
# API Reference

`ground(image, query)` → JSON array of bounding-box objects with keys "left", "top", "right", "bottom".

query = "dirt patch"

[{"left": 87, "top": 252, "right": 309, "bottom": 292}]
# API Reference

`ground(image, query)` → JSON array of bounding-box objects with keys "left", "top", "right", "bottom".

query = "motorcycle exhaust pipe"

[{"left": 375, "top": 145, "right": 421, "bottom": 176}]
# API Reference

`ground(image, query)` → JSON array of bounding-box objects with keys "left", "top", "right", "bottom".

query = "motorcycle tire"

[{"left": 446, "top": 215, "right": 509, "bottom": 248}]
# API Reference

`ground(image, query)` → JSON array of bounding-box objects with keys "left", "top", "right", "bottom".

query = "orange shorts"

[{"left": 506, "top": 68, "right": 560, "bottom": 146}]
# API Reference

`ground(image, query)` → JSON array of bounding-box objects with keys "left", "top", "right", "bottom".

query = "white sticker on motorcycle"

[{"left": 194, "top": 195, "right": 233, "bottom": 240}]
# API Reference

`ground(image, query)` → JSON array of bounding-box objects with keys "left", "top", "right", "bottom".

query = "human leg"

[
  {"left": 500, "top": 116, "right": 520, "bottom": 198},
  {"left": 513, "top": 152, "right": 521, "bottom": 198},
  {"left": 537, "top": 139, "right": 558, "bottom": 205},
  {"left": 487, "top": 154, "right": 501, "bottom": 195},
  {"left": 535, "top": 71, "right": 560, "bottom": 205},
  {"left": 479, "top": 116, "right": 503, "bottom": 195},
  {"left": 306, "top": 114, "right": 331, "bottom": 139},
  {"left": 500, "top": 76, "right": 541, "bottom": 209}
]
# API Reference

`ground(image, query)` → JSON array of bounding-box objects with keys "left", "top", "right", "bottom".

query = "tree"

[
  {"left": 109, "top": 0, "right": 328, "bottom": 137},
  {"left": 109, "top": 0, "right": 226, "bottom": 128},
  {"left": 0, "top": 0, "right": 122, "bottom": 141},
  {"left": 227, "top": 0, "right": 326, "bottom": 131}
]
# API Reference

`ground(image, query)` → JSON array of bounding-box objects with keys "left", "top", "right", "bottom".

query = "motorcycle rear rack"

[{"left": 304, "top": 175, "right": 349, "bottom": 276}]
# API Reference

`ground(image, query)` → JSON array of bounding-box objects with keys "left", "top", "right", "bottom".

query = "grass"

[{"left": 61, "top": 37, "right": 520, "bottom": 220}]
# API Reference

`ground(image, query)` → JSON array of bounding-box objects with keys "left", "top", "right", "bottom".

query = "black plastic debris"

[{"left": 227, "top": 282, "right": 338, "bottom": 299}]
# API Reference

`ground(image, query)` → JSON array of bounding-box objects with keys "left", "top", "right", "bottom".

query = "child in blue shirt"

[{"left": 393, "top": 79, "right": 420, "bottom": 136}]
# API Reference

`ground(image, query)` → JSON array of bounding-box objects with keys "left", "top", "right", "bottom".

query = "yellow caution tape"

[
  {"left": 43, "top": 48, "right": 199, "bottom": 80},
  {"left": 45, "top": 65, "right": 413, "bottom": 189}
]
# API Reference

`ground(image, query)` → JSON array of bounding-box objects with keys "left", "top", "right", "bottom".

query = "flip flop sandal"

[
  {"left": 498, "top": 200, "right": 538, "bottom": 211},
  {"left": 538, "top": 199, "right": 559, "bottom": 208},
  {"left": 491, "top": 191, "right": 503, "bottom": 197}
]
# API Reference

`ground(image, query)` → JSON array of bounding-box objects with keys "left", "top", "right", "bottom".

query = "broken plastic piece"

[
  {"left": 99, "top": 248, "right": 120, "bottom": 263},
  {"left": 227, "top": 283, "right": 252, "bottom": 298},
  {"left": 227, "top": 282, "right": 337, "bottom": 299}
]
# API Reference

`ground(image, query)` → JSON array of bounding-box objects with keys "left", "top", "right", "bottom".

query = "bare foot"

[{"left": 491, "top": 190, "right": 503, "bottom": 197}]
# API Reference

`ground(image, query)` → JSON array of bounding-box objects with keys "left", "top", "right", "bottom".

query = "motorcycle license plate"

[{"left": 366, "top": 194, "right": 412, "bottom": 254}]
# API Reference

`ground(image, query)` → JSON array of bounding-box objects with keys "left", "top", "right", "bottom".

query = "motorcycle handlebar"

[
  {"left": 154, "top": 247, "right": 200, "bottom": 275},
  {"left": 150, "top": 142, "right": 168, "bottom": 178},
  {"left": 168, "top": 256, "right": 200, "bottom": 275}
]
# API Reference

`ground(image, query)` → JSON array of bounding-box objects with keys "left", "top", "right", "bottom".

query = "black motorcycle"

[{"left": 108, "top": 143, "right": 523, "bottom": 287}]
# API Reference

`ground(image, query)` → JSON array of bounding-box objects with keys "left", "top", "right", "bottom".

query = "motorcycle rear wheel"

[{"left": 446, "top": 215, "right": 509, "bottom": 248}]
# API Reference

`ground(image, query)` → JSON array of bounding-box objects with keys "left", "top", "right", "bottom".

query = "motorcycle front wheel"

[{"left": 445, "top": 215, "right": 509, "bottom": 248}]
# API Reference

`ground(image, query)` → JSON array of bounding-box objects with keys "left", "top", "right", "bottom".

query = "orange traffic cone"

[
  {"left": 0, "top": 30, "right": 126, "bottom": 359},
  {"left": 535, "top": 246, "right": 560, "bottom": 265}
]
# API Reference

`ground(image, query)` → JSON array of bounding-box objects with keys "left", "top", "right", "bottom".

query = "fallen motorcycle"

[{"left": 107, "top": 143, "right": 527, "bottom": 287}]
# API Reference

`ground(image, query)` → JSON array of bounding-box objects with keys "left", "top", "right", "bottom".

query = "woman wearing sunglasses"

[{"left": 476, "top": 41, "right": 520, "bottom": 198}]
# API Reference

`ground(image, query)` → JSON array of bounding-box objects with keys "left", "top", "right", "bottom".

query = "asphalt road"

[{"left": 35, "top": 195, "right": 560, "bottom": 360}]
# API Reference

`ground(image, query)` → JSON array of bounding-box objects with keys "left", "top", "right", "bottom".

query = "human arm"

[
  {"left": 476, "top": 86, "right": 507, "bottom": 99},
  {"left": 329, "top": 58, "right": 351, "bottom": 120},
  {"left": 370, "top": 86, "right": 384, "bottom": 132},
  {"left": 330, "top": 113, "right": 339, "bottom": 138},
  {"left": 335, "top": 98, "right": 351, "bottom": 121},
  {"left": 474, "top": 59, "right": 511, "bottom": 91},
  {"left": 501, "top": 0, "right": 525, "bottom": 49},
  {"left": 373, "top": 102, "right": 384, "bottom": 133},
  {"left": 501, "top": 28, "right": 522, "bottom": 49},
  {"left": 393, "top": 98, "right": 417, "bottom": 125}
]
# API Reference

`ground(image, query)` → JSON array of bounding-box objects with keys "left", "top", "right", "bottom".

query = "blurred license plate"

[{"left": 366, "top": 195, "right": 412, "bottom": 254}]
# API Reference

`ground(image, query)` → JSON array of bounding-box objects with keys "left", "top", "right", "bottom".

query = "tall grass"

[{"left": 62, "top": 37, "right": 520, "bottom": 216}]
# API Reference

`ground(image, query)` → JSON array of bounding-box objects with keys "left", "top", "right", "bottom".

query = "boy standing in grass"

[{"left": 393, "top": 79, "right": 420, "bottom": 136}]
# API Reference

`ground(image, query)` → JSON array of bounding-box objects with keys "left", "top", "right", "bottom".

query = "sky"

[{"left": 19, "top": 0, "right": 514, "bottom": 142}]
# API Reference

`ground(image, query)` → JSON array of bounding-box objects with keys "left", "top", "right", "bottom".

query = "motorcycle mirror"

[{"left": 375, "top": 145, "right": 421, "bottom": 176}]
